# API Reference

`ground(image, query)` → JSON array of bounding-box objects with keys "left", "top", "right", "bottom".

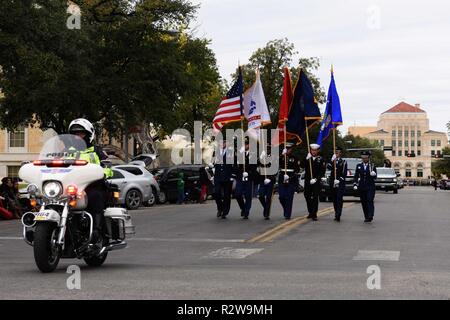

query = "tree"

[
  {"left": 340, "top": 134, "right": 386, "bottom": 166},
  {"left": 0, "top": 0, "right": 222, "bottom": 146},
  {"left": 432, "top": 146, "right": 450, "bottom": 178},
  {"left": 235, "top": 38, "right": 326, "bottom": 122}
]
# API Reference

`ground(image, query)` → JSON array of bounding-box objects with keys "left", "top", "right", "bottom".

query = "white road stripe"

[
  {"left": 0, "top": 237, "right": 22, "bottom": 240},
  {"left": 353, "top": 250, "right": 400, "bottom": 261},
  {"left": 204, "top": 247, "right": 264, "bottom": 259}
]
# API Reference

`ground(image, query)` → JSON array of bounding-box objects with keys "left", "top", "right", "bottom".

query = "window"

[
  {"left": 405, "top": 141, "right": 409, "bottom": 147},
  {"left": 392, "top": 150, "right": 396, "bottom": 156},
  {"left": 118, "top": 166, "right": 143, "bottom": 176},
  {"left": 437, "top": 140, "right": 441, "bottom": 147},
  {"left": 398, "top": 141, "right": 403, "bottom": 147},
  {"left": 111, "top": 170, "right": 125, "bottom": 179},
  {"left": 418, "top": 150, "right": 421, "bottom": 156},
  {"left": 392, "top": 140, "right": 397, "bottom": 147},
  {"left": 398, "top": 151, "right": 402, "bottom": 157},
  {"left": 417, "top": 166, "right": 423, "bottom": 178},
  {"left": 379, "top": 140, "right": 385, "bottom": 146},
  {"left": 392, "top": 130, "right": 396, "bottom": 137},
  {"left": 7, "top": 166, "right": 21, "bottom": 178},
  {"left": 8, "top": 126, "right": 25, "bottom": 148},
  {"left": 394, "top": 165, "right": 400, "bottom": 174},
  {"left": 417, "top": 140, "right": 421, "bottom": 147},
  {"left": 411, "top": 131, "right": 415, "bottom": 137},
  {"left": 398, "top": 130, "right": 403, "bottom": 136},
  {"left": 431, "top": 140, "right": 436, "bottom": 147},
  {"left": 411, "top": 141, "right": 415, "bottom": 147},
  {"left": 405, "top": 164, "right": 412, "bottom": 178},
  {"left": 417, "top": 130, "right": 421, "bottom": 137},
  {"left": 431, "top": 150, "right": 435, "bottom": 156},
  {"left": 405, "top": 130, "right": 409, "bottom": 137}
]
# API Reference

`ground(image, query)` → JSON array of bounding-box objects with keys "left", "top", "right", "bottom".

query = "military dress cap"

[
  {"left": 336, "top": 146, "right": 343, "bottom": 151},
  {"left": 361, "top": 150, "right": 372, "bottom": 156},
  {"left": 310, "top": 143, "right": 321, "bottom": 150}
]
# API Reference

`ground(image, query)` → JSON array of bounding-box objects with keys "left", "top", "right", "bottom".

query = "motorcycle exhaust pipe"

[
  {"left": 21, "top": 212, "right": 36, "bottom": 228},
  {"left": 105, "top": 241, "right": 127, "bottom": 253}
]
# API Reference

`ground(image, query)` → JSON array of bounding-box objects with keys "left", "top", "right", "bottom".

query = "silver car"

[{"left": 109, "top": 165, "right": 160, "bottom": 210}]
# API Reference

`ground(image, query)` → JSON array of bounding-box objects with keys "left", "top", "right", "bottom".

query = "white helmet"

[{"left": 68, "top": 118, "right": 95, "bottom": 143}]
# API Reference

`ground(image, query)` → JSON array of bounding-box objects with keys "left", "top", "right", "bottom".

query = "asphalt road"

[{"left": 1, "top": 187, "right": 450, "bottom": 300}]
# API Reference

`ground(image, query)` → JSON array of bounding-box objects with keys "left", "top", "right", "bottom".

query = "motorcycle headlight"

[
  {"left": 43, "top": 181, "right": 63, "bottom": 199},
  {"left": 27, "top": 184, "right": 39, "bottom": 195}
]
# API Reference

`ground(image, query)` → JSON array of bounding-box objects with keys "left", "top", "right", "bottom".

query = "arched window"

[
  {"left": 405, "top": 164, "right": 412, "bottom": 178},
  {"left": 417, "top": 164, "right": 424, "bottom": 178},
  {"left": 394, "top": 163, "right": 401, "bottom": 175}
]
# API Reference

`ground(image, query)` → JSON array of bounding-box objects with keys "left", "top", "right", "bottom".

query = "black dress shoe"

[
  {"left": 264, "top": 216, "right": 270, "bottom": 220},
  {"left": 306, "top": 215, "right": 313, "bottom": 219},
  {"left": 285, "top": 217, "right": 291, "bottom": 220},
  {"left": 240, "top": 210, "right": 245, "bottom": 217},
  {"left": 334, "top": 217, "right": 340, "bottom": 222},
  {"left": 243, "top": 216, "right": 249, "bottom": 220},
  {"left": 221, "top": 215, "right": 227, "bottom": 219},
  {"left": 364, "top": 219, "right": 370, "bottom": 223},
  {"left": 312, "top": 217, "right": 318, "bottom": 221},
  {"left": 217, "top": 211, "right": 223, "bottom": 218}
]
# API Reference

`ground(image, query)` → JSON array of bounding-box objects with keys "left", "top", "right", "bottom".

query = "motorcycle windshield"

[{"left": 39, "top": 134, "right": 88, "bottom": 160}]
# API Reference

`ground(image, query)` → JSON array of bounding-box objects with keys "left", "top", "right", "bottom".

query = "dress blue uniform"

[
  {"left": 353, "top": 155, "right": 377, "bottom": 222},
  {"left": 257, "top": 151, "right": 276, "bottom": 220},
  {"left": 328, "top": 154, "right": 347, "bottom": 221},
  {"left": 301, "top": 152, "right": 326, "bottom": 220},
  {"left": 278, "top": 149, "right": 301, "bottom": 220},
  {"left": 213, "top": 147, "right": 234, "bottom": 219},
  {"left": 234, "top": 149, "right": 257, "bottom": 219}
]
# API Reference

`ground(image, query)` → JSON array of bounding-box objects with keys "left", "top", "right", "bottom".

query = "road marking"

[
  {"left": 247, "top": 203, "right": 354, "bottom": 243},
  {"left": 203, "top": 247, "right": 264, "bottom": 259},
  {"left": 353, "top": 250, "right": 400, "bottom": 261},
  {"left": 0, "top": 237, "right": 22, "bottom": 240}
]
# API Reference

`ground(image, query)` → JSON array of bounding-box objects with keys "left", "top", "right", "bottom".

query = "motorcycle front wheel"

[{"left": 33, "top": 223, "right": 61, "bottom": 273}]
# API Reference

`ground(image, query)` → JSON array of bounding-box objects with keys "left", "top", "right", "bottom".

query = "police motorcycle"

[{"left": 19, "top": 134, "right": 135, "bottom": 273}]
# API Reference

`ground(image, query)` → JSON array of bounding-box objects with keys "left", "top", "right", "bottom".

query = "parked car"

[
  {"left": 440, "top": 180, "right": 450, "bottom": 190},
  {"left": 375, "top": 167, "right": 399, "bottom": 193},
  {"left": 109, "top": 165, "right": 160, "bottom": 209},
  {"left": 151, "top": 165, "right": 214, "bottom": 204},
  {"left": 319, "top": 158, "right": 361, "bottom": 202}
]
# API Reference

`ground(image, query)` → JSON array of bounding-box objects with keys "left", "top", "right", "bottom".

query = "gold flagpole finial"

[{"left": 331, "top": 64, "right": 334, "bottom": 74}]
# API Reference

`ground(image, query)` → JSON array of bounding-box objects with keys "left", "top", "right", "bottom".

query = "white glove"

[
  {"left": 230, "top": 178, "right": 234, "bottom": 182},
  {"left": 306, "top": 153, "right": 312, "bottom": 160},
  {"left": 334, "top": 179, "right": 340, "bottom": 185},
  {"left": 243, "top": 172, "right": 249, "bottom": 178},
  {"left": 282, "top": 148, "right": 288, "bottom": 155},
  {"left": 284, "top": 174, "right": 290, "bottom": 182},
  {"left": 353, "top": 185, "right": 358, "bottom": 190},
  {"left": 371, "top": 171, "right": 377, "bottom": 177},
  {"left": 310, "top": 179, "right": 317, "bottom": 185},
  {"left": 209, "top": 177, "right": 214, "bottom": 181},
  {"left": 239, "top": 146, "right": 245, "bottom": 153},
  {"left": 331, "top": 154, "right": 337, "bottom": 162},
  {"left": 259, "top": 151, "right": 266, "bottom": 161},
  {"left": 208, "top": 163, "right": 214, "bottom": 168},
  {"left": 264, "top": 178, "right": 271, "bottom": 185}
]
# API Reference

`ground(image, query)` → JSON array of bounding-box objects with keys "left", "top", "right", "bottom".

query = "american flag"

[{"left": 213, "top": 68, "right": 244, "bottom": 131}]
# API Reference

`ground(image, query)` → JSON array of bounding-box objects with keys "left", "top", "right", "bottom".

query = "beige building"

[
  {"left": 0, "top": 125, "right": 51, "bottom": 178},
  {"left": 348, "top": 102, "right": 449, "bottom": 181}
]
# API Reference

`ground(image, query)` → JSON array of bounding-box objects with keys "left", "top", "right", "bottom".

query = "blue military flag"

[
  {"left": 317, "top": 69, "right": 343, "bottom": 146},
  {"left": 286, "top": 69, "right": 322, "bottom": 144}
]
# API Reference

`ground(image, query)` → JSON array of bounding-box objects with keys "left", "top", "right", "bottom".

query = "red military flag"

[{"left": 272, "top": 67, "right": 293, "bottom": 146}]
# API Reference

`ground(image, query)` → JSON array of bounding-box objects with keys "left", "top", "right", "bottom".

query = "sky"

[{"left": 191, "top": 0, "right": 450, "bottom": 136}]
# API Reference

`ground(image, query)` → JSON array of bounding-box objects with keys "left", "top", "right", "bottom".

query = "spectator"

[
  {"left": 199, "top": 167, "right": 209, "bottom": 203},
  {"left": 0, "top": 177, "right": 20, "bottom": 218},
  {"left": 176, "top": 172, "right": 185, "bottom": 204}
]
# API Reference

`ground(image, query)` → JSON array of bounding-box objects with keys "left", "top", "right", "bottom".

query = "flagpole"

[
  {"left": 333, "top": 128, "right": 337, "bottom": 182},
  {"left": 305, "top": 120, "right": 313, "bottom": 178},
  {"left": 239, "top": 65, "right": 246, "bottom": 176}
]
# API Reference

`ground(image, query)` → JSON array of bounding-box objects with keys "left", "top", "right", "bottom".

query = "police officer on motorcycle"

[{"left": 68, "top": 118, "right": 113, "bottom": 248}]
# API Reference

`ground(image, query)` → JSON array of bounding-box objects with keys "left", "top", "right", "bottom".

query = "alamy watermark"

[
  {"left": 170, "top": 121, "right": 280, "bottom": 175},
  {"left": 67, "top": 3, "right": 81, "bottom": 30},
  {"left": 366, "top": 265, "right": 381, "bottom": 290},
  {"left": 66, "top": 265, "right": 81, "bottom": 290}
]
